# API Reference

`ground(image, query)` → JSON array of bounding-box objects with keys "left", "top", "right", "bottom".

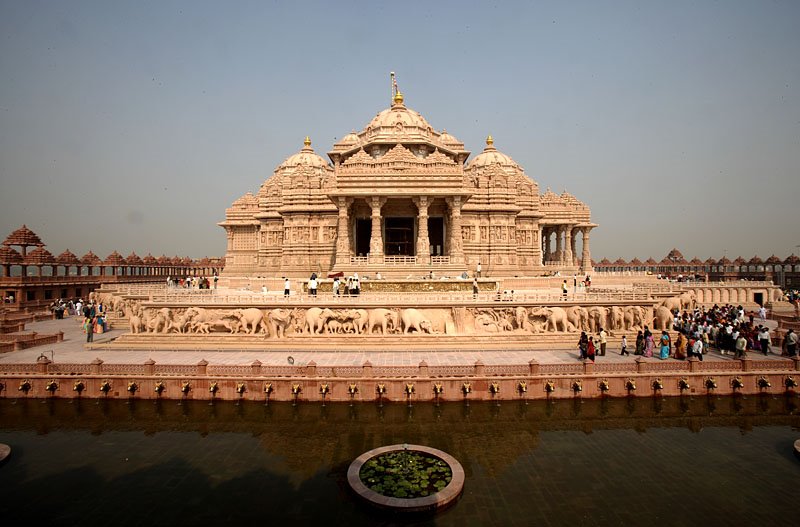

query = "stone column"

[
  {"left": 414, "top": 196, "right": 430, "bottom": 264},
  {"left": 542, "top": 227, "right": 549, "bottom": 263},
  {"left": 569, "top": 228, "right": 578, "bottom": 266},
  {"left": 564, "top": 227, "right": 573, "bottom": 266},
  {"left": 555, "top": 226, "right": 563, "bottom": 263},
  {"left": 581, "top": 227, "right": 593, "bottom": 273},
  {"left": 335, "top": 197, "right": 352, "bottom": 266},
  {"left": 368, "top": 196, "right": 385, "bottom": 261},
  {"left": 447, "top": 197, "right": 464, "bottom": 264}
]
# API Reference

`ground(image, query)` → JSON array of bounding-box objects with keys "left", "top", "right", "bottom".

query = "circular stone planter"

[{"left": 347, "top": 444, "right": 465, "bottom": 513}]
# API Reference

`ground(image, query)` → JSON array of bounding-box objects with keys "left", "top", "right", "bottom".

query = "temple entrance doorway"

[
  {"left": 384, "top": 217, "right": 414, "bottom": 256},
  {"left": 355, "top": 219, "right": 371, "bottom": 257},
  {"left": 428, "top": 217, "right": 445, "bottom": 256}
]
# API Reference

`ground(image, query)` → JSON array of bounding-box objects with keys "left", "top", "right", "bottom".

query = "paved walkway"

[{"left": 0, "top": 317, "right": 788, "bottom": 368}]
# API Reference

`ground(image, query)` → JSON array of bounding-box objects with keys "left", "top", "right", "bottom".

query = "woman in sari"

[
  {"left": 578, "top": 331, "right": 588, "bottom": 360},
  {"left": 659, "top": 330, "right": 671, "bottom": 360},
  {"left": 644, "top": 332, "right": 655, "bottom": 357},
  {"left": 587, "top": 336, "right": 596, "bottom": 362},
  {"left": 635, "top": 330, "right": 645, "bottom": 355}
]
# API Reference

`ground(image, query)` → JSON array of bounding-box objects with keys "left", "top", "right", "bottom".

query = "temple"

[{"left": 220, "top": 89, "right": 597, "bottom": 278}]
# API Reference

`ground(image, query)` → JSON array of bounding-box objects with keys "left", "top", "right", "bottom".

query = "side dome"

[
  {"left": 279, "top": 137, "right": 331, "bottom": 169},
  {"left": 340, "top": 130, "right": 360, "bottom": 145},
  {"left": 467, "top": 136, "right": 518, "bottom": 169}
]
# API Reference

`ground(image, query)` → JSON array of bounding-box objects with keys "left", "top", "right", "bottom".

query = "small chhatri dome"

[{"left": 341, "top": 130, "right": 360, "bottom": 144}]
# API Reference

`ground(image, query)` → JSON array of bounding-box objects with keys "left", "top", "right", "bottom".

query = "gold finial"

[
  {"left": 303, "top": 136, "right": 311, "bottom": 147},
  {"left": 486, "top": 135, "right": 494, "bottom": 146},
  {"left": 393, "top": 91, "right": 404, "bottom": 105}
]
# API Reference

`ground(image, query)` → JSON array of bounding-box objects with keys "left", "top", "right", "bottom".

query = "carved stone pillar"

[
  {"left": 581, "top": 227, "right": 593, "bottom": 273},
  {"left": 569, "top": 228, "right": 578, "bottom": 266},
  {"left": 555, "top": 226, "right": 563, "bottom": 263},
  {"left": 368, "top": 196, "right": 385, "bottom": 261},
  {"left": 542, "top": 227, "right": 549, "bottom": 263},
  {"left": 447, "top": 197, "right": 464, "bottom": 264},
  {"left": 564, "top": 227, "right": 573, "bottom": 266},
  {"left": 225, "top": 227, "right": 234, "bottom": 251},
  {"left": 413, "top": 196, "right": 430, "bottom": 264},
  {"left": 335, "top": 197, "right": 353, "bottom": 266}
]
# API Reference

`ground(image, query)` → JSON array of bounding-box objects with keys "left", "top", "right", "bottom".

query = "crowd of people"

[
  {"left": 48, "top": 298, "right": 107, "bottom": 342},
  {"left": 166, "top": 275, "right": 217, "bottom": 289},
  {"left": 576, "top": 303, "right": 791, "bottom": 361}
]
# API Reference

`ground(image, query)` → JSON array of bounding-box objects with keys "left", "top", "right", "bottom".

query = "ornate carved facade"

[{"left": 220, "top": 90, "right": 596, "bottom": 277}]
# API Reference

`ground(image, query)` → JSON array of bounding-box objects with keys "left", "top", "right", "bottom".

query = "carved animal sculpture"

[
  {"left": 515, "top": 307, "right": 532, "bottom": 331},
  {"left": 327, "top": 319, "right": 343, "bottom": 334},
  {"left": 587, "top": 306, "right": 608, "bottom": 333},
  {"left": 658, "top": 296, "right": 682, "bottom": 313},
  {"left": 566, "top": 306, "right": 589, "bottom": 332},
  {"left": 367, "top": 308, "right": 399, "bottom": 335},
  {"left": 126, "top": 306, "right": 143, "bottom": 334},
  {"left": 267, "top": 308, "right": 295, "bottom": 338},
  {"left": 623, "top": 306, "right": 645, "bottom": 331},
  {"left": 531, "top": 307, "right": 573, "bottom": 333},
  {"left": 651, "top": 305, "right": 674, "bottom": 331},
  {"left": 609, "top": 306, "right": 625, "bottom": 332},
  {"left": 347, "top": 309, "right": 369, "bottom": 334},
  {"left": 233, "top": 308, "right": 267, "bottom": 334},
  {"left": 400, "top": 308, "right": 433, "bottom": 334},
  {"left": 166, "top": 311, "right": 191, "bottom": 333},
  {"left": 678, "top": 291, "right": 696, "bottom": 311},
  {"left": 304, "top": 307, "right": 337, "bottom": 334}
]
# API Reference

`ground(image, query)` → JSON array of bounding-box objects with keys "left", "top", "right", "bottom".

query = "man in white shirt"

[
  {"left": 283, "top": 278, "right": 290, "bottom": 298},
  {"left": 758, "top": 326, "right": 770, "bottom": 355}
]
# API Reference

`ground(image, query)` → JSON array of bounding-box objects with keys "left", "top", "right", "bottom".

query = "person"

[
  {"left": 561, "top": 280, "right": 568, "bottom": 301},
  {"left": 635, "top": 330, "right": 645, "bottom": 355},
  {"left": 645, "top": 332, "right": 655, "bottom": 358},
  {"left": 598, "top": 327, "right": 607, "bottom": 356},
  {"left": 584, "top": 274, "right": 591, "bottom": 288},
  {"left": 472, "top": 277, "right": 479, "bottom": 298},
  {"left": 691, "top": 336, "right": 704, "bottom": 361},
  {"left": 735, "top": 333, "right": 748, "bottom": 359},
  {"left": 283, "top": 277, "right": 291, "bottom": 298},
  {"left": 784, "top": 329, "right": 797, "bottom": 357},
  {"left": 352, "top": 272, "right": 360, "bottom": 295},
  {"left": 620, "top": 334, "right": 629, "bottom": 356},
  {"left": 587, "top": 336, "right": 596, "bottom": 362},
  {"left": 476, "top": 261, "right": 482, "bottom": 278},
  {"left": 573, "top": 275, "right": 578, "bottom": 294},
  {"left": 758, "top": 326, "right": 771, "bottom": 356},
  {"left": 213, "top": 275, "right": 218, "bottom": 289},
  {"left": 85, "top": 316, "right": 94, "bottom": 342},
  {"left": 333, "top": 276, "right": 340, "bottom": 296},
  {"left": 758, "top": 305, "right": 767, "bottom": 322},
  {"left": 578, "top": 331, "right": 588, "bottom": 360},
  {"left": 674, "top": 332, "right": 687, "bottom": 360},
  {"left": 308, "top": 274, "right": 318, "bottom": 297},
  {"left": 167, "top": 275, "right": 172, "bottom": 287},
  {"left": 659, "top": 330, "right": 670, "bottom": 360}
]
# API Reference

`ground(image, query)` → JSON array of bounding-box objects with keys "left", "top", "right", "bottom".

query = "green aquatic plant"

[{"left": 359, "top": 449, "right": 453, "bottom": 499}]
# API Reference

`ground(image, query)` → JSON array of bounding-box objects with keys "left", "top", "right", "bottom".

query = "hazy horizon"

[{"left": 2, "top": 1, "right": 798, "bottom": 262}]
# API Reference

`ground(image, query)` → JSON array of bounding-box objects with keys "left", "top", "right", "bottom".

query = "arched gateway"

[{"left": 219, "top": 90, "right": 596, "bottom": 278}]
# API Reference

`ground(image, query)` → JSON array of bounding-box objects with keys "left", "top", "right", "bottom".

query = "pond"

[{"left": 1, "top": 395, "right": 798, "bottom": 526}]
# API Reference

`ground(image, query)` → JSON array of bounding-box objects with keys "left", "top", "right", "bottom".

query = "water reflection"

[{"left": 0, "top": 395, "right": 798, "bottom": 526}]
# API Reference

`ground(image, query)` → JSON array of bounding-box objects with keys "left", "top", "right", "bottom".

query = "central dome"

[
  {"left": 280, "top": 137, "right": 330, "bottom": 169},
  {"left": 367, "top": 92, "right": 432, "bottom": 131}
]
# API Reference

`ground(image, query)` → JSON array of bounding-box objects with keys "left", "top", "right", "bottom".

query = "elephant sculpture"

[
  {"left": 530, "top": 307, "right": 573, "bottom": 332},
  {"left": 367, "top": 308, "right": 399, "bottom": 335},
  {"left": 566, "top": 306, "right": 589, "bottom": 332},
  {"left": 623, "top": 306, "right": 645, "bottom": 331},
  {"left": 678, "top": 291, "right": 696, "bottom": 311},
  {"left": 658, "top": 296, "right": 682, "bottom": 313},
  {"left": 609, "top": 306, "right": 625, "bottom": 332},
  {"left": 304, "top": 307, "right": 337, "bottom": 334},
  {"left": 587, "top": 306, "right": 608, "bottom": 333},
  {"left": 267, "top": 308, "right": 295, "bottom": 338},
  {"left": 400, "top": 308, "right": 433, "bottom": 334},
  {"left": 339, "top": 309, "right": 368, "bottom": 334},
  {"left": 126, "top": 306, "right": 143, "bottom": 334},
  {"left": 651, "top": 305, "right": 674, "bottom": 331},
  {"left": 232, "top": 308, "right": 267, "bottom": 334}
]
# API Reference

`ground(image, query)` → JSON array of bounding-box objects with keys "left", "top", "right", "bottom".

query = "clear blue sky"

[{"left": 1, "top": 1, "right": 798, "bottom": 261}]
